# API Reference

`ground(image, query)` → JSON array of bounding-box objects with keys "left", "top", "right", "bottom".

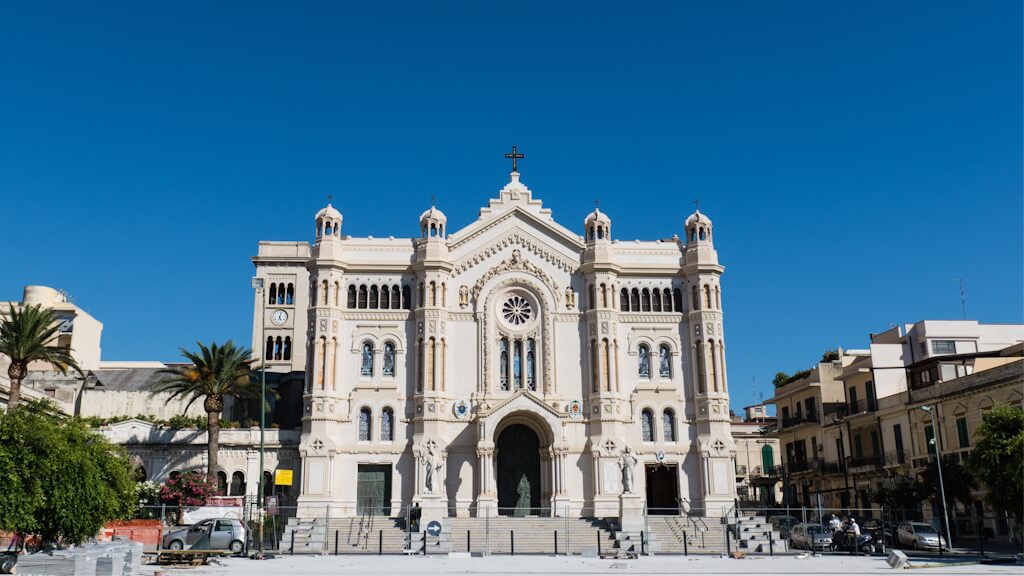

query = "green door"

[
  {"left": 357, "top": 464, "right": 391, "bottom": 516},
  {"left": 761, "top": 444, "right": 774, "bottom": 472}
]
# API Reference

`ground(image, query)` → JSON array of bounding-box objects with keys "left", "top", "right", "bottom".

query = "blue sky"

[{"left": 1, "top": 1, "right": 1020, "bottom": 412}]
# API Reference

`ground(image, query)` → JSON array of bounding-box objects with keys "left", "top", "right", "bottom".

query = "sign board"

[
  {"left": 266, "top": 495, "right": 279, "bottom": 516},
  {"left": 275, "top": 469, "right": 293, "bottom": 486},
  {"left": 426, "top": 520, "right": 442, "bottom": 537}
]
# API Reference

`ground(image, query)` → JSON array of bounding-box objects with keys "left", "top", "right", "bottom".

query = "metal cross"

[
  {"left": 694, "top": 199, "right": 700, "bottom": 211},
  {"left": 430, "top": 194, "right": 437, "bottom": 206},
  {"left": 504, "top": 145, "right": 524, "bottom": 172},
  {"left": 593, "top": 199, "right": 600, "bottom": 209},
  {"left": 327, "top": 194, "right": 333, "bottom": 204}
]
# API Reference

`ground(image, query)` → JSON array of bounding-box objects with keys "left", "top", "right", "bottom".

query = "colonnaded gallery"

[{"left": 252, "top": 163, "right": 736, "bottom": 520}]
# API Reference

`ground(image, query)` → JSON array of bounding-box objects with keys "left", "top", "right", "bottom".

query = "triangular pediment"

[{"left": 477, "top": 389, "right": 565, "bottom": 421}]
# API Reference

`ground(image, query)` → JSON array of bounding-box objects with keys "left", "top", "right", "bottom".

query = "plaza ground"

[{"left": 144, "top": 554, "right": 1022, "bottom": 576}]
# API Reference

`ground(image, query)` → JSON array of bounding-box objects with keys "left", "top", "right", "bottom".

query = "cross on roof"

[
  {"left": 327, "top": 194, "right": 333, "bottom": 204},
  {"left": 694, "top": 199, "right": 700, "bottom": 211},
  {"left": 504, "top": 145, "right": 524, "bottom": 172}
]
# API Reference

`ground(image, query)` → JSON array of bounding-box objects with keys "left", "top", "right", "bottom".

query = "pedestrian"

[
  {"left": 829, "top": 514, "right": 842, "bottom": 533},
  {"left": 849, "top": 517, "right": 861, "bottom": 555}
]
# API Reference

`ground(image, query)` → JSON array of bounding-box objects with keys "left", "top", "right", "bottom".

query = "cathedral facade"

[{"left": 251, "top": 169, "right": 736, "bottom": 520}]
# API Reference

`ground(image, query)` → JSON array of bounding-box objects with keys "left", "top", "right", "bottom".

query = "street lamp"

[
  {"left": 251, "top": 277, "right": 267, "bottom": 559},
  {"left": 920, "top": 404, "right": 953, "bottom": 550},
  {"left": 829, "top": 412, "right": 852, "bottom": 513}
]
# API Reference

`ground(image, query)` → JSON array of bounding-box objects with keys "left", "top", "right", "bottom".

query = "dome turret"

[
  {"left": 315, "top": 202, "right": 342, "bottom": 242},
  {"left": 685, "top": 209, "right": 713, "bottom": 244},
  {"left": 584, "top": 208, "right": 612, "bottom": 242},
  {"left": 419, "top": 205, "right": 447, "bottom": 239}
]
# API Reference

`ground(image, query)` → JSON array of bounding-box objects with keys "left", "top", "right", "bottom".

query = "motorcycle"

[{"left": 830, "top": 528, "right": 880, "bottom": 554}]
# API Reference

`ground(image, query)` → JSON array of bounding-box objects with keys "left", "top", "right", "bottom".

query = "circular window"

[{"left": 502, "top": 296, "right": 532, "bottom": 326}]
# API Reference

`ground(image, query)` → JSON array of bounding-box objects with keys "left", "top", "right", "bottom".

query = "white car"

[
  {"left": 790, "top": 523, "right": 833, "bottom": 550},
  {"left": 896, "top": 522, "right": 947, "bottom": 550}
]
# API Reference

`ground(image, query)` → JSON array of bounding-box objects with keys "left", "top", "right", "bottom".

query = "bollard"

[
  {"left": 554, "top": 530, "right": 558, "bottom": 556},
  {"left": 335, "top": 530, "right": 339, "bottom": 555},
  {"left": 423, "top": 530, "right": 427, "bottom": 555},
  {"left": 641, "top": 531, "right": 645, "bottom": 556},
  {"left": 379, "top": 530, "right": 383, "bottom": 555},
  {"left": 290, "top": 530, "right": 295, "bottom": 555},
  {"left": 511, "top": 530, "right": 515, "bottom": 556},
  {"left": 683, "top": 530, "right": 688, "bottom": 556},
  {"left": 725, "top": 523, "right": 731, "bottom": 556},
  {"left": 597, "top": 530, "right": 602, "bottom": 557},
  {"left": 769, "top": 534, "right": 773, "bottom": 556},
  {"left": 467, "top": 530, "right": 471, "bottom": 553},
  {"left": 977, "top": 517, "right": 984, "bottom": 556}
]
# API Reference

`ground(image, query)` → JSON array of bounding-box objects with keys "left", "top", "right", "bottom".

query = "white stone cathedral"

[{"left": 251, "top": 166, "right": 736, "bottom": 520}]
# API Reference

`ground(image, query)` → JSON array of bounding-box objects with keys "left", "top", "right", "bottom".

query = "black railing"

[
  {"left": 884, "top": 450, "right": 908, "bottom": 466},
  {"left": 846, "top": 398, "right": 878, "bottom": 415},
  {"left": 780, "top": 410, "right": 819, "bottom": 429},
  {"left": 847, "top": 454, "right": 883, "bottom": 469}
]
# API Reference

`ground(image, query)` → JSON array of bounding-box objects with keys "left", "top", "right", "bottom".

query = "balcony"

[
  {"left": 780, "top": 410, "right": 819, "bottom": 430},
  {"left": 847, "top": 454, "right": 883, "bottom": 469},
  {"left": 846, "top": 398, "right": 878, "bottom": 415},
  {"left": 884, "top": 450, "right": 908, "bottom": 466}
]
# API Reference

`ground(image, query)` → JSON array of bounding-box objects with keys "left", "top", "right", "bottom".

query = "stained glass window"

[
  {"left": 526, "top": 339, "right": 536, "bottom": 391},
  {"left": 361, "top": 342, "right": 374, "bottom": 376},
  {"left": 641, "top": 409, "right": 653, "bottom": 442},
  {"left": 638, "top": 345, "right": 650, "bottom": 378},
  {"left": 663, "top": 409, "right": 675, "bottom": 442},
  {"left": 381, "top": 407, "right": 393, "bottom": 441},
  {"left": 513, "top": 340, "right": 522, "bottom": 388},
  {"left": 659, "top": 345, "right": 671, "bottom": 378},
  {"left": 358, "top": 408, "right": 371, "bottom": 441},
  {"left": 500, "top": 338, "right": 509, "bottom": 390},
  {"left": 383, "top": 342, "right": 395, "bottom": 377}
]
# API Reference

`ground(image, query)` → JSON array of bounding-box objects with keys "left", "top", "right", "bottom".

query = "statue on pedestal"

[
  {"left": 514, "top": 475, "right": 531, "bottom": 516},
  {"left": 422, "top": 440, "right": 443, "bottom": 494},
  {"left": 620, "top": 446, "right": 638, "bottom": 494}
]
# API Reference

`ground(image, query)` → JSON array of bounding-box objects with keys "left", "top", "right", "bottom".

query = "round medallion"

[
  {"left": 567, "top": 400, "right": 583, "bottom": 419},
  {"left": 452, "top": 399, "right": 470, "bottom": 419},
  {"left": 502, "top": 295, "right": 532, "bottom": 326},
  {"left": 656, "top": 450, "right": 666, "bottom": 463}
]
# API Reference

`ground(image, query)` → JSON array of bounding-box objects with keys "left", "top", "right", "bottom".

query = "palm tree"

[
  {"left": 152, "top": 341, "right": 257, "bottom": 475},
  {"left": 0, "top": 303, "right": 82, "bottom": 410}
]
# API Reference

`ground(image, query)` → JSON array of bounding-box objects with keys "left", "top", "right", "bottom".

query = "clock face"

[{"left": 271, "top": 310, "right": 288, "bottom": 326}]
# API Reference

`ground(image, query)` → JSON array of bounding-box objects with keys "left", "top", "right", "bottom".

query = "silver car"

[
  {"left": 162, "top": 518, "right": 247, "bottom": 554},
  {"left": 896, "top": 522, "right": 947, "bottom": 550},
  {"left": 790, "top": 523, "right": 833, "bottom": 550}
]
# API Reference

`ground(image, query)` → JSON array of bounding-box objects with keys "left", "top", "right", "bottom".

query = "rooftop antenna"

[{"left": 956, "top": 278, "right": 967, "bottom": 320}]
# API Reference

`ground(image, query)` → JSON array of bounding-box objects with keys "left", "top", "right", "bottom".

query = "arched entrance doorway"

[{"left": 496, "top": 424, "right": 541, "bottom": 515}]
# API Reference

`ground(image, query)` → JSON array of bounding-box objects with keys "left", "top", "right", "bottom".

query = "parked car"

[
  {"left": 790, "top": 523, "right": 833, "bottom": 550},
  {"left": 769, "top": 515, "right": 800, "bottom": 539},
  {"left": 896, "top": 522, "right": 947, "bottom": 550},
  {"left": 162, "top": 518, "right": 246, "bottom": 554}
]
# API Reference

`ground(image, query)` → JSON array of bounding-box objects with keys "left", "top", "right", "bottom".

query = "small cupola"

[
  {"left": 584, "top": 208, "right": 612, "bottom": 243},
  {"left": 685, "top": 209, "right": 713, "bottom": 245},
  {"left": 419, "top": 206, "right": 447, "bottom": 239},
  {"left": 315, "top": 203, "right": 343, "bottom": 242}
]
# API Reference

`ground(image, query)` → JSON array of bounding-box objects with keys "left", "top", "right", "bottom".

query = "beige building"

[
  {"left": 768, "top": 320, "right": 1023, "bottom": 541},
  {"left": 731, "top": 405, "right": 782, "bottom": 506},
  {"left": 252, "top": 169, "right": 738, "bottom": 521}
]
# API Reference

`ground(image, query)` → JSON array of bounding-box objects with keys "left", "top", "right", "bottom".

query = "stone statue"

[
  {"left": 459, "top": 285, "right": 469, "bottom": 308},
  {"left": 515, "top": 474, "right": 531, "bottom": 516},
  {"left": 422, "top": 441, "right": 442, "bottom": 494},
  {"left": 620, "top": 446, "right": 638, "bottom": 494}
]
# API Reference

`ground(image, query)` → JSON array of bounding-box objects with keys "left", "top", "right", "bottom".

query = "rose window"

[{"left": 502, "top": 296, "right": 532, "bottom": 326}]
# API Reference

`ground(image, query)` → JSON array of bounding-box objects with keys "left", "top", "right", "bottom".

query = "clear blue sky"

[{"left": 2, "top": 1, "right": 1021, "bottom": 412}]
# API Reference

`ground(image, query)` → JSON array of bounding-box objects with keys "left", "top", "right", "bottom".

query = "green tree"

[
  {"left": 918, "top": 457, "right": 978, "bottom": 512},
  {"left": 151, "top": 341, "right": 257, "bottom": 474},
  {"left": 158, "top": 471, "right": 219, "bottom": 524},
  {"left": 0, "top": 402, "right": 136, "bottom": 544},
  {"left": 872, "top": 478, "right": 922, "bottom": 521},
  {"left": 968, "top": 405, "right": 1024, "bottom": 524},
  {"left": 772, "top": 371, "right": 790, "bottom": 386},
  {"left": 0, "top": 303, "right": 82, "bottom": 410}
]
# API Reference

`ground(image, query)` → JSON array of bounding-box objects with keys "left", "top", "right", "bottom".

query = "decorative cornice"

[
  {"left": 453, "top": 229, "right": 579, "bottom": 277},
  {"left": 471, "top": 249, "right": 561, "bottom": 304}
]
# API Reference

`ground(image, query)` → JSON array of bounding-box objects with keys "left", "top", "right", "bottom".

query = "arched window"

[
  {"left": 383, "top": 342, "right": 396, "bottom": 377},
  {"left": 588, "top": 284, "right": 596, "bottom": 311},
  {"left": 641, "top": 289, "right": 651, "bottom": 312},
  {"left": 620, "top": 288, "right": 629, "bottom": 311},
  {"left": 663, "top": 409, "right": 676, "bottom": 442},
  {"left": 638, "top": 344, "right": 651, "bottom": 378},
  {"left": 630, "top": 288, "right": 640, "bottom": 312},
  {"left": 704, "top": 285, "right": 712, "bottom": 309},
  {"left": 358, "top": 285, "right": 368, "bottom": 309},
  {"left": 513, "top": 339, "right": 522, "bottom": 388},
  {"left": 402, "top": 285, "right": 411, "bottom": 310},
  {"left": 673, "top": 288, "right": 683, "bottom": 312},
  {"left": 691, "top": 286, "right": 700, "bottom": 310},
  {"left": 641, "top": 409, "right": 654, "bottom": 442},
  {"left": 418, "top": 282, "right": 425, "bottom": 307},
  {"left": 322, "top": 280, "right": 329, "bottom": 305},
  {"left": 761, "top": 445, "right": 774, "bottom": 472},
  {"left": 268, "top": 284, "right": 277, "bottom": 305},
  {"left": 429, "top": 281, "right": 437, "bottom": 306},
  {"left": 416, "top": 338, "right": 424, "bottom": 392},
  {"left": 348, "top": 285, "right": 357, "bottom": 308},
  {"left": 708, "top": 339, "right": 718, "bottom": 392},
  {"left": 659, "top": 344, "right": 671, "bottom": 378},
  {"left": 392, "top": 284, "right": 401, "bottom": 309},
  {"left": 265, "top": 336, "right": 273, "bottom": 360},
  {"left": 526, "top": 338, "right": 536, "bottom": 391},
  {"left": 286, "top": 283, "right": 294, "bottom": 305},
  {"left": 662, "top": 288, "right": 671, "bottom": 312},
  {"left": 699, "top": 227, "right": 706, "bottom": 241},
  {"left": 601, "top": 284, "right": 608, "bottom": 308},
  {"left": 358, "top": 407, "right": 371, "bottom": 441},
  {"left": 370, "top": 285, "right": 379, "bottom": 309},
  {"left": 381, "top": 407, "right": 394, "bottom": 441},
  {"left": 333, "top": 282, "right": 340, "bottom": 306},
  {"left": 381, "top": 285, "right": 390, "bottom": 309},
  {"left": 262, "top": 471, "right": 273, "bottom": 497},
  {"left": 230, "top": 471, "right": 245, "bottom": 496},
  {"left": 715, "top": 286, "right": 721, "bottom": 309},
  {"left": 652, "top": 288, "right": 662, "bottom": 312},
  {"left": 274, "top": 337, "right": 283, "bottom": 360},
  {"left": 283, "top": 337, "right": 292, "bottom": 361},
  {"left": 360, "top": 342, "right": 374, "bottom": 376},
  {"left": 499, "top": 338, "right": 509, "bottom": 391},
  {"left": 217, "top": 471, "right": 228, "bottom": 495}
]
